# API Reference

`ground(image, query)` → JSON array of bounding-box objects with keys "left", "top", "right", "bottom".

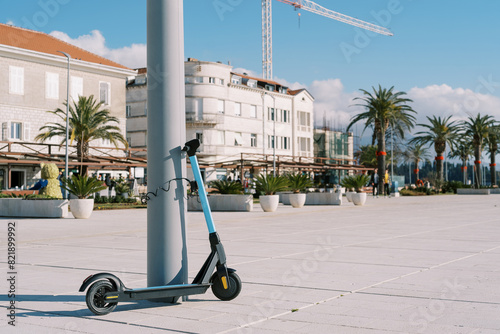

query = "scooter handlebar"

[{"left": 182, "top": 139, "right": 201, "bottom": 157}]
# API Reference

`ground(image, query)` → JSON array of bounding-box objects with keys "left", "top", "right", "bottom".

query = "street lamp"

[
  {"left": 57, "top": 51, "right": 70, "bottom": 199},
  {"left": 263, "top": 92, "right": 276, "bottom": 176}
]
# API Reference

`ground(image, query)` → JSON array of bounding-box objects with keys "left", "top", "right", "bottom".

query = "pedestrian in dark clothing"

[{"left": 370, "top": 169, "right": 379, "bottom": 198}]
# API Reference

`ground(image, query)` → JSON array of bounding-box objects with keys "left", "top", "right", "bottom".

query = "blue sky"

[{"left": 3, "top": 0, "right": 500, "bottom": 132}]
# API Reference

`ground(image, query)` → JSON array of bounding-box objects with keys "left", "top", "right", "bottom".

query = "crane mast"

[
  {"left": 262, "top": 0, "right": 393, "bottom": 79},
  {"left": 262, "top": 0, "right": 273, "bottom": 81}
]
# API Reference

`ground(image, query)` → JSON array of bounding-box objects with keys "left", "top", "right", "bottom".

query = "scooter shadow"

[{"left": 12, "top": 297, "right": 213, "bottom": 318}]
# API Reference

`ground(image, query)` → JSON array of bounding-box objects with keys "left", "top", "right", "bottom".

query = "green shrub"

[
  {"left": 62, "top": 175, "right": 107, "bottom": 199},
  {"left": 441, "top": 180, "right": 464, "bottom": 194},
  {"left": 209, "top": 180, "right": 243, "bottom": 194},
  {"left": 254, "top": 174, "right": 289, "bottom": 195},
  {"left": 286, "top": 173, "right": 313, "bottom": 193}
]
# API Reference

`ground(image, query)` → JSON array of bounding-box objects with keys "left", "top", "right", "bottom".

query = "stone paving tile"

[{"left": 1, "top": 195, "right": 500, "bottom": 333}]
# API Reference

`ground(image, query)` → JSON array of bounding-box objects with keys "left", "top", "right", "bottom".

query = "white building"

[
  {"left": 126, "top": 58, "right": 314, "bottom": 181},
  {"left": 0, "top": 23, "right": 136, "bottom": 190}
]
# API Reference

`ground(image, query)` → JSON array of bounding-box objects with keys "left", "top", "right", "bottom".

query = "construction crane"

[{"left": 262, "top": 0, "right": 393, "bottom": 80}]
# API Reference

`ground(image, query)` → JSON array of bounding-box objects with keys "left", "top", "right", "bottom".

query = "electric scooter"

[{"left": 79, "top": 139, "right": 242, "bottom": 315}]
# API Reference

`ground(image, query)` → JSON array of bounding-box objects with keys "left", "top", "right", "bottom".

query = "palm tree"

[
  {"left": 486, "top": 125, "right": 500, "bottom": 186},
  {"left": 348, "top": 85, "right": 416, "bottom": 194},
  {"left": 35, "top": 95, "right": 128, "bottom": 175},
  {"left": 409, "top": 115, "right": 459, "bottom": 182},
  {"left": 405, "top": 143, "right": 429, "bottom": 181},
  {"left": 449, "top": 139, "right": 473, "bottom": 184},
  {"left": 461, "top": 114, "right": 496, "bottom": 188}
]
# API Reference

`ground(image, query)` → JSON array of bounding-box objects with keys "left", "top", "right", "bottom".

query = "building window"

[
  {"left": 2, "top": 122, "right": 28, "bottom": 141},
  {"left": 251, "top": 134, "right": 257, "bottom": 147},
  {"left": 298, "top": 137, "right": 311, "bottom": 152},
  {"left": 100, "top": 82, "right": 111, "bottom": 105},
  {"left": 144, "top": 105, "right": 148, "bottom": 116},
  {"left": 218, "top": 100, "right": 225, "bottom": 114},
  {"left": 45, "top": 72, "right": 59, "bottom": 99},
  {"left": 234, "top": 102, "right": 241, "bottom": 116},
  {"left": 250, "top": 105, "right": 257, "bottom": 118},
  {"left": 231, "top": 76, "right": 241, "bottom": 85},
  {"left": 217, "top": 131, "right": 225, "bottom": 145},
  {"left": 234, "top": 132, "right": 243, "bottom": 146},
  {"left": 71, "top": 76, "right": 83, "bottom": 102},
  {"left": 283, "top": 137, "right": 290, "bottom": 150},
  {"left": 126, "top": 105, "right": 131, "bottom": 117},
  {"left": 298, "top": 111, "right": 311, "bottom": 131},
  {"left": 196, "top": 132, "right": 203, "bottom": 144},
  {"left": 11, "top": 122, "right": 22, "bottom": 140},
  {"left": 268, "top": 108, "right": 274, "bottom": 121},
  {"left": 9, "top": 66, "right": 24, "bottom": 95},
  {"left": 268, "top": 135, "right": 275, "bottom": 149},
  {"left": 209, "top": 77, "right": 215, "bottom": 84},
  {"left": 219, "top": 79, "right": 224, "bottom": 85},
  {"left": 194, "top": 77, "right": 203, "bottom": 83}
]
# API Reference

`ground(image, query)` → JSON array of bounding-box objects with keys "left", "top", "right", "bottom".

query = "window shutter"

[
  {"left": 23, "top": 123, "right": 30, "bottom": 141},
  {"left": 2, "top": 122, "right": 10, "bottom": 141}
]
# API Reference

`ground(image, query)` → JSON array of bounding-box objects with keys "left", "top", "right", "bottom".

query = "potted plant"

[
  {"left": 115, "top": 181, "right": 131, "bottom": 199},
  {"left": 350, "top": 174, "right": 371, "bottom": 206},
  {"left": 286, "top": 173, "right": 313, "bottom": 208},
  {"left": 62, "top": 175, "right": 107, "bottom": 219},
  {"left": 254, "top": 174, "right": 289, "bottom": 212},
  {"left": 340, "top": 176, "right": 355, "bottom": 202},
  {"left": 197, "top": 180, "right": 253, "bottom": 212}
]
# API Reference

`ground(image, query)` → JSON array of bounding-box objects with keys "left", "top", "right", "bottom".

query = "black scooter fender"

[
  {"left": 210, "top": 268, "right": 237, "bottom": 283},
  {"left": 79, "top": 273, "right": 125, "bottom": 292}
]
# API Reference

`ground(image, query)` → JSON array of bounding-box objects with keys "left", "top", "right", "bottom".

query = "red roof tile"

[{"left": 0, "top": 23, "right": 130, "bottom": 70}]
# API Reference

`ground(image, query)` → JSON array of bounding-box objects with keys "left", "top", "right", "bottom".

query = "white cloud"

[
  {"left": 408, "top": 84, "right": 500, "bottom": 124},
  {"left": 49, "top": 30, "right": 147, "bottom": 69},
  {"left": 232, "top": 67, "right": 259, "bottom": 78},
  {"left": 307, "top": 79, "right": 361, "bottom": 131},
  {"left": 6, "top": 20, "right": 14, "bottom": 25}
]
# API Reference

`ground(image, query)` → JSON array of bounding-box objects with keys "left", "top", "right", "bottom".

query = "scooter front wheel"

[
  {"left": 211, "top": 272, "right": 242, "bottom": 301},
  {"left": 86, "top": 280, "right": 118, "bottom": 315}
]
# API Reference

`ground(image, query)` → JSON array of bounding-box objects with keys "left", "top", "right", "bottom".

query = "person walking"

[
  {"left": 370, "top": 169, "right": 379, "bottom": 198},
  {"left": 384, "top": 169, "right": 390, "bottom": 198}
]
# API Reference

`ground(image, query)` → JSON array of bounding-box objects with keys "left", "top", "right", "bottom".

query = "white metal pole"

[
  {"left": 147, "top": 0, "right": 187, "bottom": 302},
  {"left": 57, "top": 51, "right": 70, "bottom": 198},
  {"left": 273, "top": 96, "right": 276, "bottom": 176}
]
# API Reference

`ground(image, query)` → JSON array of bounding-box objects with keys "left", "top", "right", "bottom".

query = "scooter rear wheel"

[
  {"left": 211, "top": 272, "right": 242, "bottom": 301},
  {"left": 86, "top": 280, "right": 118, "bottom": 315}
]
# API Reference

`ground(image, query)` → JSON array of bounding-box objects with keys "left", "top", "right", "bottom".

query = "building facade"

[
  {"left": 0, "top": 23, "right": 136, "bottom": 190},
  {"left": 126, "top": 58, "right": 315, "bottom": 181}
]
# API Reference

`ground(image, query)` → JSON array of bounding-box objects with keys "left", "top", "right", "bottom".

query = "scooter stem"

[{"left": 183, "top": 140, "right": 216, "bottom": 234}]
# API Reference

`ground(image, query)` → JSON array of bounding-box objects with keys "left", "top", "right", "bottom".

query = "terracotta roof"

[
  {"left": 231, "top": 72, "right": 284, "bottom": 87},
  {"left": 0, "top": 23, "right": 130, "bottom": 70},
  {"left": 136, "top": 67, "right": 147, "bottom": 74}
]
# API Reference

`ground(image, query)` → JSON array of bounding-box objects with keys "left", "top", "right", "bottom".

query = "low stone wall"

[
  {"left": 188, "top": 194, "right": 253, "bottom": 212},
  {"left": 305, "top": 192, "right": 342, "bottom": 205},
  {"left": 0, "top": 198, "right": 68, "bottom": 218},
  {"left": 457, "top": 189, "right": 490, "bottom": 195}
]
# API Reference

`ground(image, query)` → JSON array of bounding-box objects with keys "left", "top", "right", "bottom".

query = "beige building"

[
  {"left": 0, "top": 23, "right": 136, "bottom": 189},
  {"left": 126, "top": 58, "right": 315, "bottom": 181}
]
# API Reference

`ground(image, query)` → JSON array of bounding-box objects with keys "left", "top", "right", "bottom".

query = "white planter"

[
  {"left": 259, "top": 195, "right": 280, "bottom": 212},
  {"left": 345, "top": 191, "right": 355, "bottom": 202},
  {"left": 277, "top": 192, "right": 292, "bottom": 204},
  {"left": 305, "top": 192, "right": 342, "bottom": 205},
  {"left": 188, "top": 194, "right": 253, "bottom": 212},
  {"left": 351, "top": 193, "right": 367, "bottom": 206},
  {"left": 457, "top": 189, "right": 490, "bottom": 195},
  {"left": 70, "top": 199, "right": 95, "bottom": 219},
  {"left": 0, "top": 198, "right": 68, "bottom": 218},
  {"left": 289, "top": 193, "right": 306, "bottom": 208}
]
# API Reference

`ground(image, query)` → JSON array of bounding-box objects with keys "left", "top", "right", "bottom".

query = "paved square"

[{"left": 1, "top": 194, "right": 499, "bottom": 333}]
